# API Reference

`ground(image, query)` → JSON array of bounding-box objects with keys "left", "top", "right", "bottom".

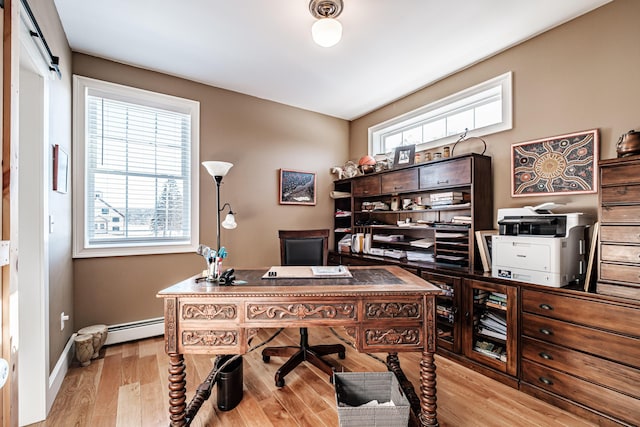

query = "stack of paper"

[{"left": 410, "top": 238, "right": 434, "bottom": 248}]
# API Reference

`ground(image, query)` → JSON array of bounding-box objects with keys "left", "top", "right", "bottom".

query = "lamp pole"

[{"left": 215, "top": 175, "right": 223, "bottom": 252}]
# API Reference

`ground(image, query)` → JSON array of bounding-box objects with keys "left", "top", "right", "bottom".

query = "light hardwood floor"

[{"left": 32, "top": 327, "right": 597, "bottom": 427}]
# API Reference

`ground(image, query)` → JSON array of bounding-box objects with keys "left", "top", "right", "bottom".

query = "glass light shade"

[
  {"left": 221, "top": 213, "right": 237, "bottom": 230},
  {"left": 202, "top": 161, "right": 233, "bottom": 178},
  {"left": 312, "top": 18, "right": 342, "bottom": 47}
]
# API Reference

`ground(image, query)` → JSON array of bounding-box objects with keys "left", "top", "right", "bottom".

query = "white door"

[{"left": 17, "top": 12, "right": 51, "bottom": 425}]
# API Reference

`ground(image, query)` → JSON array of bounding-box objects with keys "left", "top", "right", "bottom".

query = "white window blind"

[{"left": 73, "top": 76, "right": 200, "bottom": 258}]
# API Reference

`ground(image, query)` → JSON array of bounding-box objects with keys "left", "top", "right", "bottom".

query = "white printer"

[{"left": 491, "top": 203, "right": 593, "bottom": 287}]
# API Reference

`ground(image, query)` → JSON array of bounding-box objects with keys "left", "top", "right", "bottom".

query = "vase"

[
  {"left": 74, "top": 334, "right": 94, "bottom": 367},
  {"left": 78, "top": 324, "right": 108, "bottom": 359}
]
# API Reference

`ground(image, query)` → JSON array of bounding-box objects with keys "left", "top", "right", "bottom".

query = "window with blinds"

[{"left": 73, "top": 76, "right": 200, "bottom": 257}]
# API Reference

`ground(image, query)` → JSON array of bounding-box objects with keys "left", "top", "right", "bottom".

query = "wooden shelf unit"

[{"left": 331, "top": 154, "right": 493, "bottom": 272}]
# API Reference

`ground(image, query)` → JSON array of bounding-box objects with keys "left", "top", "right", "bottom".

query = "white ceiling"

[{"left": 53, "top": 0, "right": 611, "bottom": 120}]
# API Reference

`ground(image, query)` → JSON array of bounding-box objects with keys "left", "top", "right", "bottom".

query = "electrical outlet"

[{"left": 60, "top": 312, "right": 70, "bottom": 331}]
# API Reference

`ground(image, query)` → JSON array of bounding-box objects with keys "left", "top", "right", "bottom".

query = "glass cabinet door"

[
  {"left": 423, "top": 272, "right": 462, "bottom": 353},
  {"left": 464, "top": 279, "right": 518, "bottom": 375}
]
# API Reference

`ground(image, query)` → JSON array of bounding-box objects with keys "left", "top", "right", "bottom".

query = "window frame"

[
  {"left": 72, "top": 75, "right": 200, "bottom": 258},
  {"left": 369, "top": 72, "right": 512, "bottom": 155}
]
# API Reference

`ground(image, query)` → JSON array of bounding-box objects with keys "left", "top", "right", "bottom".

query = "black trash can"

[{"left": 215, "top": 355, "right": 243, "bottom": 411}]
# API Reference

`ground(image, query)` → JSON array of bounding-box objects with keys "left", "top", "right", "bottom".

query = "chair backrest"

[{"left": 278, "top": 229, "right": 329, "bottom": 266}]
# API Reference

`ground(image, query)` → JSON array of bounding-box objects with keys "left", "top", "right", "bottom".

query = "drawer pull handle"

[
  {"left": 539, "top": 328, "right": 553, "bottom": 335},
  {"left": 539, "top": 352, "right": 553, "bottom": 360},
  {"left": 539, "top": 304, "right": 553, "bottom": 310},
  {"left": 539, "top": 377, "right": 554, "bottom": 386},
  {"left": 437, "top": 180, "right": 449, "bottom": 184}
]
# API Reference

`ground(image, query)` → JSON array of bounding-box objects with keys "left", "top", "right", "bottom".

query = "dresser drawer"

[
  {"left": 521, "top": 360, "right": 640, "bottom": 425},
  {"left": 419, "top": 157, "right": 471, "bottom": 189},
  {"left": 522, "top": 313, "right": 640, "bottom": 366},
  {"left": 600, "top": 225, "right": 640, "bottom": 244},
  {"left": 600, "top": 262, "right": 640, "bottom": 286},
  {"left": 521, "top": 337, "right": 640, "bottom": 398},
  {"left": 352, "top": 175, "right": 381, "bottom": 197},
  {"left": 601, "top": 205, "right": 640, "bottom": 223},
  {"left": 521, "top": 289, "right": 640, "bottom": 336},
  {"left": 380, "top": 169, "right": 418, "bottom": 193},
  {"left": 601, "top": 184, "right": 640, "bottom": 204},
  {"left": 601, "top": 243, "right": 640, "bottom": 264},
  {"left": 601, "top": 162, "right": 640, "bottom": 186}
]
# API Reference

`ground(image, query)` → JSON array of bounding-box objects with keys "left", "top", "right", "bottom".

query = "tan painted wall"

[
  {"left": 350, "top": 0, "right": 640, "bottom": 224},
  {"left": 72, "top": 54, "right": 349, "bottom": 328}
]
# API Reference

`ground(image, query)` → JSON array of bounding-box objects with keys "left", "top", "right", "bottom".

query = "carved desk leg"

[
  {"left": 386, "top": 353, "right": 421, "bottom": 416},
  {"left": 168, "top": 353, "right": 187, "bottom": 426},
  {"left": 419, "top": 350, "right": 438, "bottom": 426}
]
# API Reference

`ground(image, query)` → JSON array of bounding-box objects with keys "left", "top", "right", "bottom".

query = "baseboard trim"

[{"left": 47, "top": 333, "right": 76, "bottom": 413}]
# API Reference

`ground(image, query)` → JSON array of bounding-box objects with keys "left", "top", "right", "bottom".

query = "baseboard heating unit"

[{"left": 104, "top": 317, "right": 164, "bottom": 345}]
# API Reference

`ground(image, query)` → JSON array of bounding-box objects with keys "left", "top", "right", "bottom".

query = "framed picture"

[
  {"left": 393, "top": 144, "right": 416, "bottom": 168},
  {"left": 279, "top": 169, "right": 316, "bottom": 205},
  {"left": 53, "top": 144, "right": 69, "bottom": 193},
  {"left": 475, "top": 230, "right": 497, "bottom": 272},
  {"left": 511, "top": 129, "right": 599, "bottom": 197}
]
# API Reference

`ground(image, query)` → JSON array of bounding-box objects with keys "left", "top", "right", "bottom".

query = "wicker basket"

[{"left": 334, "top": 372, "right": 410, "bottom": 427}]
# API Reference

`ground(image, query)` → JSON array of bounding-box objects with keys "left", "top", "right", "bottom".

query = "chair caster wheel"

[
  {"left": 262, "top": 355, "right": 270, "bottom": 363},
  {"left": 276, "top": 378, "right": 285, "bottom": 387},
  {"left": 338, "top": 352, "right": 346, "bottom": 359}
]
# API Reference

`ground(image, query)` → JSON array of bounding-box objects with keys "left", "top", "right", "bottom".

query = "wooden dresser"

[
  {"left": 597, "top": 155, "right": 640, "bottom": 300},
  {"left": 519, "top": 288, "right": 640, "bottom": 426}
]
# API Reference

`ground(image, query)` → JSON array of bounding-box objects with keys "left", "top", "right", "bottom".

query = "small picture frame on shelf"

[
  {"left": 393, "top": 144, "right": 416, "bottom": 168},
  {"left": 475, "top": 230, "right": 497, "bottom": 272},
  {"left": 584, "top": 222, "right": 599, "bottom": 292}
]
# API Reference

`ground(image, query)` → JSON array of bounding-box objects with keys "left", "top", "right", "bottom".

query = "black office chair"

[{"left": 262, "top": 229, "right": 346, "bottom": 387}]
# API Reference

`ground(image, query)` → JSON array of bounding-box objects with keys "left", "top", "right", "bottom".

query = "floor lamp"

[{"left": 202, "top": 161, "right": 237, "bottom": 282}]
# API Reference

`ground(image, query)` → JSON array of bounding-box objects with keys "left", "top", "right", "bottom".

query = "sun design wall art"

[{"left": 511, "top": 129, "right": 599, "bottom": 197}]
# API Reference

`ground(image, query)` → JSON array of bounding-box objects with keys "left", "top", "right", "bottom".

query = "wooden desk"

[{"left": 157, "top": 265, "right": 442, "bottom": 426}]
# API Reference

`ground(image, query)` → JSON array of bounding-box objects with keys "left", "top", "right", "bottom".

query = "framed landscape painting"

[
  {"left": 511, "top": 129, "right": 599, "bottom": 197},
  {"left": 279, "top": 169, "right": 316, "bottom": 205}
]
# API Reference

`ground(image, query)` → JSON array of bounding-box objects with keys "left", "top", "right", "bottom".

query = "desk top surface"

[{"left": 157, "top": 265, "right": 442, "bottom": 298}]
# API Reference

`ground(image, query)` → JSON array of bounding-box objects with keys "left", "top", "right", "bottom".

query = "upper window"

[
  {"left": 369, "top": 72, "right": 512, "bottom": 155},
  {"left": 73, "top": 76, "right": 200, "bottom": 258}
]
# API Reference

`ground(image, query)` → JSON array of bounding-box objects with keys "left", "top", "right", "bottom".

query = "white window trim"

[
  {"left": 369, "top": 72, "right": 513, "bottom": 155},
  {"left": 72, "top": 75, "right": 200, "bottom": 258}
]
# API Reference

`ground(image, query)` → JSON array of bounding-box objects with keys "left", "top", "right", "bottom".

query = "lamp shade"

[
  {"left": 312, "top": 18, "right": 342, "bottom": 47},
  {"left": 202, "top": 161, "right": 233, "bottom": 178},
  {"left": 221, "top": 213, "right": 237, "bottom": 230}
]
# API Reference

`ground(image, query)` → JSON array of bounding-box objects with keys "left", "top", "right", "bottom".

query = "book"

[
  {"left": 477, "top": 327, "right": 506, "bottom": 340},
  {"left": 430, "top": 192, "right": 463, "bottom": 201}
]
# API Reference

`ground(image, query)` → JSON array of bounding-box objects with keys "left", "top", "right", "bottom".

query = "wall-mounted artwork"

[
  {"left": 279, "top": 169, "right": 316, "bottom": 205},
  {"left": 53, "top": 144, "right": 69, "bottom": 193},
  {"left": 511, "top": 129, "right": 599, "bottom": 197}
]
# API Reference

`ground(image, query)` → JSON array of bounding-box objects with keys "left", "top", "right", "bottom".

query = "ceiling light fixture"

[{"left": 309, "top": 0, "right": 343, "bottom": 48}]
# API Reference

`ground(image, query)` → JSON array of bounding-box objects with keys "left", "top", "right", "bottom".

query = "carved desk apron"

[{"left": 157, "top": 265, "right": 442, "bottom": 426}]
